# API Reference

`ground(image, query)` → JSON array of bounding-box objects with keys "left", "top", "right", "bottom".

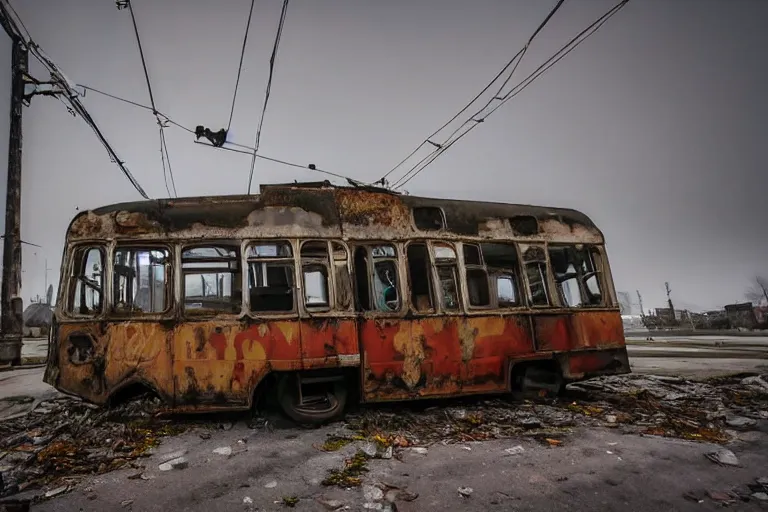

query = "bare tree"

[{"left": 746, "top": 276, "right": 768, "bottom": 306}]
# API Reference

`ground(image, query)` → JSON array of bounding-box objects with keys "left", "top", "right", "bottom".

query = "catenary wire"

[
  {"left": 227, "top": 0, "right": 256, "bottom": 132},
  {"left": 126, "top": 0, "right": 177, "bottom": 196},
  {"left": 247, "top": 0, "right": 290, "bottom": 194},
  {"left": 394, "top": 0, "right": 630, "bottom": 190},
  {"left": 390, "top": 0, "right": 567, "bottom": 189},
  {"left": 379, "top": 0, "right": 566, "bottom": 185}
]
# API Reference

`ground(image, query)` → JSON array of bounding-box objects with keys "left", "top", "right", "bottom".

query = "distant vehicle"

[{"left": 44, "top": 181, "right": 629, "bottom": 423}]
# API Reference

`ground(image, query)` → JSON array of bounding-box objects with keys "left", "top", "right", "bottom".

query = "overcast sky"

[{"left": 0, "top": 0, "right": 765, "bottom": 312}]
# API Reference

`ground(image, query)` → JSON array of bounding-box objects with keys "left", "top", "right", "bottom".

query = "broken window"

[
  {"left": 462, "top": 244, "right": 490, "bottom": 307},
  {"left": 371, "top": 245, "right": 401, "bottom": 312},
  {"left": 520, "top": 244, "right": 550, "bottom": 306},
  {"left": 247, "top": 241, "right": 294, "bottom": 313},
  {"left": 182, "top": 245, "right": 242, "bottom": 314},
  {"left": 352, "top": 244, "right": 401, "bottom": 313},
  {"left": 301, "top": 241, "right": 331, "bottom": 310},
  {"left": 406, "top": 242, "right": 434, "bottom": 312},
  {"left": 69, "top": 246, "right": 103, "bottom": 315},
  {"left": 548, "top": 245, "right": 604, "bottom": 307},
  {"left": 112, "top": 247, "right": 170, "bottom": 314},
  {"left": 332, "top": 242, "right": 353, "bottom": 311},
  {"left": 432, "top": 242, "right": 460, "bottom": 311},
  {"left": 413, "top": 206, "right": 445, "bottom": 231}
]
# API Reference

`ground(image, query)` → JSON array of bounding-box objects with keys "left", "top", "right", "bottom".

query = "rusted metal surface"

[
  {"left": 48, "top": 182, "right": 628, "bottom": 412},
  {"left": 65, "top": 182, "right": 604, "bottom": 245},
  {"left": 362, "top": 315, "right": 536, "bottom": 401}
]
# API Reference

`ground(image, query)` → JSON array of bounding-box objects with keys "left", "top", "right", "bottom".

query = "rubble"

[
  {"left": 0, "top": 395, "right": 189, "bottom": 500},
  {"left": 342, "top": 373, "right": 766, "bottom": 448}
]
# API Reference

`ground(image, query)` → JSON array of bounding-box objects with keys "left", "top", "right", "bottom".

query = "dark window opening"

[
  {"left": 548, "top": 245, "right": 604, "bottom": 307},
  {"left": 248, "top": 241, "right": 294, "bottom": 313},
  {"left": 413, "top": 207, "right": 445, "bottom": 231},
  {"left": 467, "top": 268, "right": 491, "bottom": 307},
  {"left": 70, "top": 246, "right": 103, "bottom": 315},
  {"left": 113, "top": 247, "right": 170, "bottom": 314},
  {"left": 407, "top": 243, "right": 434, "bottom": 312},
  {"left": 353, "top": 247, "right": 371, "bottom": 311},
  {"left": 463, "top": 244, "right": 482, "bottom": 266},
  {"left": 182, "top": 246, "right": 242, "bottom": 314},
  {"left": 510, "top": 215, "right": 539, "bottom": 236}
]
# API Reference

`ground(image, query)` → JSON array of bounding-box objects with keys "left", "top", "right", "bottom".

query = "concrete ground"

[{"left": 27, "top": 417, "right": 768, "bottom": 512}]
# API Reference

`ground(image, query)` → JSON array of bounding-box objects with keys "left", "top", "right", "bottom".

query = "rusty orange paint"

[{"left": 300, "top": 318, "right": 359, "bottom": 369}]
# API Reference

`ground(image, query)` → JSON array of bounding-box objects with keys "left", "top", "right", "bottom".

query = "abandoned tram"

[{"left": 44, "top": 182, "right": 629, "bottom": 423}]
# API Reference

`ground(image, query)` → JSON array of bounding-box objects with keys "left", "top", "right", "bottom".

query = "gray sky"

[{"left": 0, "top": 0, "right": 765, "bottom": 312}]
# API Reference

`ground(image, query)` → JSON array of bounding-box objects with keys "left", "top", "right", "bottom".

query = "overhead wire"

[
  {"left": 379, "top": 0, "right": 566, "bottom": 186},
  {"left": 126, "top": 0, "right": 177, "bottom": 197},
  {"left": 76, "top": 83, "right": 354, "bottom": 182},
  {"left": 226, "top": 0, "right": 256, "bottom": 132},
  {"left": 247, "top": 0, "right": 290, "bottom": 194},
  {"left": 0, "top": 0, "right": 150, "bottom": 199},
  {"left": 390, "top": 0, "right": 567, "bottom": 189},
  {"left": 393, "top": 0, "right": 630, "bottom": 190}
]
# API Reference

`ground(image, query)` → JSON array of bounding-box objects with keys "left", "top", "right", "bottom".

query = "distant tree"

[{"left": 746, "top": 276, "right": 768, "bottom": 306}]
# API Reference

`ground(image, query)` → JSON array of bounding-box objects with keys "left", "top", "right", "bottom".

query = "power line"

[
  {"left": 227, "top": 0, "right": 256, "bottom": 133},
  {"left": 0, "top": 0, "right": 150, "bottom": 198},
  {"left": 247, "top": 0, "right": 290, "bottom": 195},
  {"left": 390, "top": 0, "right": 567, "bottom": 189},
  {"left": 393, "top": 0, "right": 630, "bottom": 190},
  {"left": 379, "top": 0, "right": 566, "bottom": 186},
  {"left": 127, "top": 0, "right": 157, "bottom": 113},
  {"left": 195, "top": 141, "right": 354, "bottom": 182},
  {"left": 124, "top": 0, "right": 177, "bottom": 196},
  {"left": 75, "top": 83, "right": 351, "bottom": 182}
]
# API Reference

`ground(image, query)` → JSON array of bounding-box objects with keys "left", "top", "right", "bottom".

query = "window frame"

[
  {"left": 548, "top": 243, "right": 607, "bottom": 309},
  {"left": 429, "top": 241, "right": 462, "bottom": 314},
  {"left": 109, "top": 244, "right": 174, "bottom": 317},
  {"left": 404, "top": 241, "right": 437, "bottom": 315},
  {"left": 66, "top": 243, "right": 106, "bottom": 318},
  {"left": 180, "top": 242, "right": 243, "bottom": 318},
  {"left": 245, "top": 239, "right": 297, "bottom": 316},
  {"left": 299, "top": 240, "right": 335, "bottom": 314},
  {"left": 352, "top": 242, "right": 403, "bottom": 316},
  {"left": 460, "top": 242, "right": 494, "bottom": 311},
  {"left": 519, "top": 243, "right": 552, "bottom": 308}
]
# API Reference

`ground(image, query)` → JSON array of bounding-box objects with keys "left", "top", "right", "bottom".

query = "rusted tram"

[{"left": 44, "top": 181, "right": 629, "bottom": 423}]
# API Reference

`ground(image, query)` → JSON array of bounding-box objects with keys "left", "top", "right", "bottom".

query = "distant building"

[{"left": 724, "top": 302, "right": 758, "bottom": 330}]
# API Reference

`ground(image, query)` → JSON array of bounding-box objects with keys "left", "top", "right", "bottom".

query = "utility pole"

[{"left": 0, "top": 25, "right": 27, "bottom": 366}]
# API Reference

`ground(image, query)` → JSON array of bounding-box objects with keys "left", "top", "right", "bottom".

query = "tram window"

[
  {"left": 113, "top": 247, "right": 170, "bottom": 314},
  {"left": 69, "top": 246, "right": 103, "bottom": 315},
  {"left": 433, "top": 242, "right": 460, "bottom": 311},
  {"left": 301, "top": 242, "right": 331, "bottom": 310},
  {"left": 521, "top": 245, "right": 550, "bottom": 306},
  {"left": 413, "top": 207, "right": 444, "bottom": 231},
  {"left": 248, "top": 241, "right": 294, "bottom": 313},
  {"left": 372, "top": 245, "right": 400, "bottom": 312},
  {"left": 496, "top": 274, "right": 518, "bottom": 306},
  {"left": 463, "top": 243, "right": 490, "bottom": 307},
  {"left": 332, "top": 242, "right": 353, "bottom": 311},
  {"left": 406, "top": 243, "right": 434, "bottom": 312},
  {"left": 353, "top": 247, "right": 371, "bottom": 311},
  {"left": 182, "top": 246, "right": 242, "bottom": 314},
  {"left": 548, "top": 245, "right": 604, "bottom": 307},
  {"left": 481, "top": 243, "right": 521, "bottom": 307}
]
